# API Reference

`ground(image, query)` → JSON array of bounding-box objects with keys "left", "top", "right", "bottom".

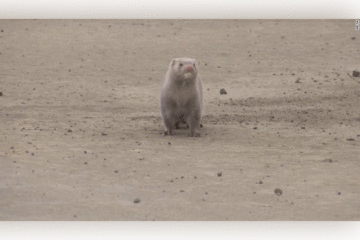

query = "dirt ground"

[{"left": 0, "top": 20, "right": 359, "bottom": 221}]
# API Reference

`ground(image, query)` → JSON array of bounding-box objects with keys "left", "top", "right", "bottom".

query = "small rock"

[
  {"left": 0, "top": 92, "right": 2, "bottom": 96},
  {"left": 322, "top": 159, "right": 333, "bottom": 163},
  {"left": 347, "top": 138, "right": 355, "bottom": 141},
  {"left": 351, "top": 37, "right": 356, "bottom": 40},
  {"left": 220, "top": 88, "right": 227, "bottom": 95},
  {"left": 67, "top": 129, "right": 72, "bottom": 132},
  {"left": 274, "top": 188, "right": 283, "bottom": 196},
  {"left": 253, "top": 127, "right": 257, "bottom": 130},
  {"left": 337, "top": 192, "right": 341, "bottom": 195},
  {"left": 353, "top": 71, "right": 360, "bottom": 77},
  {"left": 295, "top": 78, "right": 301, "bottom": 83},
  {"left": 133, "top": 198, "right": 141, "bottom": 203},
  {"left": 217, "top": 172, "right": 222, "bottom": 177},
  {"left": 259, "top": 180, "right": 263, "bottom": 184},
  {"left": 101, "top": 132, "right": 107, "bottom": 136},
  {"left": 180, "top": 190, "right": 185, "bottom": 192}
]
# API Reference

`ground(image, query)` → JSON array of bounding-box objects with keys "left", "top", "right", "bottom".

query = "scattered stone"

[
  {"left": 114, "top": 170, "right": 118, "bottom": 173},
  {"left": 0, "top": 92, "right": 2, "bottom": 96},
  {"left": 180, "top": 190, "right": 185, "bottom": 192},
  {"left": 295, "top": 78, "right": 301, "bottom": 83},
  {"left": 133, "top": 198, "right": 141, "bottom": 203},
  {"left": 84, "top": 162, "right": 88, "bottom": 164},
  {"left": 353, "top": 71, "right": 360, "bottom": 77},
  {"left": 67, "top": 129, "right": 72, "bottom": 132},
  {"left": 259, "top": 180, "right": 263, "bottom": 184},
  {"left": 322, "top": 159, "right": 333, "bottom": 163},
  {"left": 337, "top": 192, "right": 341, "bottom": 195},
  {"left": 347, "top": 138, "right": 355, "bottom": 141},
  {"left": 220, "top": 88, "right": 227, "bottom": 95},
  {"left": 351, "top": 37, "right": 356, "bottom": 40},
  {"left": 101, "top": 133, "right": 107, "bottom": 136},
  {"left": 84, "top": 151, "right": 87, "bottom": 154},
  {"left": 274, "top": 188, "right": 283, "bottom": 196},
  {"left": 253, "top": 127, "right": 257, "bottom": 130},
  {"left": 217, "top": 172, "right": 222, "bottom": 177}
]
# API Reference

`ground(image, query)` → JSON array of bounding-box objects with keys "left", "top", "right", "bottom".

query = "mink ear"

[{"left": 171, "top": 59, "right": 176, "bottom": 66}]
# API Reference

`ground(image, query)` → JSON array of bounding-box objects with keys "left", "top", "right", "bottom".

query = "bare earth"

[{"left": 0, "top": 20, "right": 359, "bottom": 221}]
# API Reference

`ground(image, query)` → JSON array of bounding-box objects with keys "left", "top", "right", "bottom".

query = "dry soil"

[{"left": 0, "top": 20, "right": 360, "bottom": 220}]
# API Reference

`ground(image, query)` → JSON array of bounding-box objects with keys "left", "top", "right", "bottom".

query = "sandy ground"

[{"left": 0, "top": 20, "right": 359, "bottom": 221}]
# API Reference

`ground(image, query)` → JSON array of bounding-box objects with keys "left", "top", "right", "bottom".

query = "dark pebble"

[
  {"left": 274, "top": 188, "right": 283, "bottom": 196},
  {"left": 0, "top": 92, "right": 2, "bottom": 96},
  {"left": 133, "top": 198, "right": 141, "bottom": 203},
  {"left": 220, "top": 88, "right": 227, "bottom": 95},
  {"left": 217, "top": 172, "right": 222, "bottom": 177},
  {"left": 347, "top": 138, "right": 355, "bottom": 141},
  {"left": 337, "top": 192, "right": 341, "bottom": 195},
  {"left": 67, "top": 129, "right": 72, "bottom": 132},
  {"left": 353, "top": 71, "right": 360, "bottom": 77},
  {"left": 259, "top": 180, "right": 263, "bottom": 184},
  {"left": 322, "top": 159, "right": 333, "bottom": 163}
]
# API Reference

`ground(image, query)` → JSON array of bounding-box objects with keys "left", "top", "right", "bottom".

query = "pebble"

[
  {"left": 274, "top": 188, "right": 283, "bottom": 196},
  {"left": 220, "top": 88, "right": 227, "bottom": 95}
]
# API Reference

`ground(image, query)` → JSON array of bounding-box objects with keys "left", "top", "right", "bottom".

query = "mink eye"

[{"left": 179, "top": 63, "right": 183, "bottom": 67}]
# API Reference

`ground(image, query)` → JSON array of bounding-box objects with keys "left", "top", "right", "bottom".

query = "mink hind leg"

[
  {"left": 186, "top": 112, "right": 201, "bottom": 137},
  {"left": 162, "top": 113, "right": 177, "bottom": 136}
]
